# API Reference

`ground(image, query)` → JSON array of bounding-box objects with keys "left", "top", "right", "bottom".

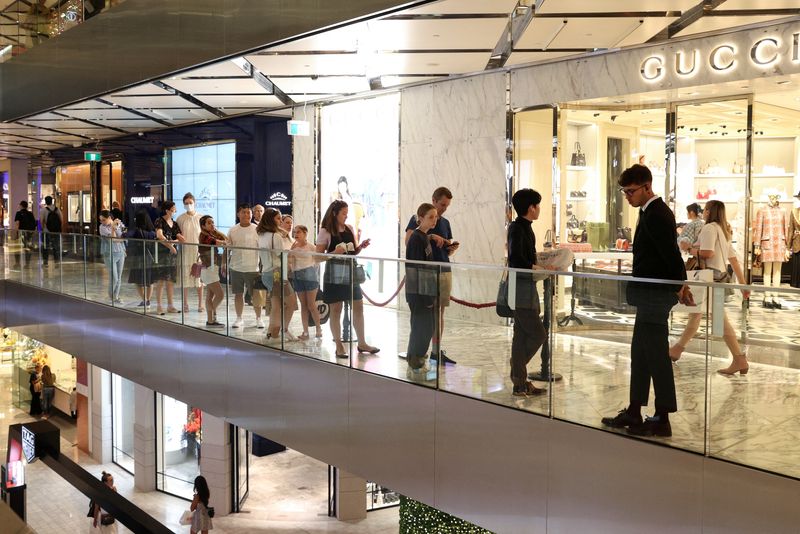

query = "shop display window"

[
  {"left": 111, "top": 374, "right": 135, "bottom": 474},
  {"left": 169, "top": 142, "right": 237, "bottom": 234},
  {"left": 156, "top": 393, "right": 202, "bottom": 500}
]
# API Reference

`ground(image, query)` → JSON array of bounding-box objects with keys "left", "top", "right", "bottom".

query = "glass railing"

[
  {"left": 0, "top": 0, "right": 127, "bottom": 63},
  {"left": 2, "top": 229, "right": 799, "bottom": 480}
]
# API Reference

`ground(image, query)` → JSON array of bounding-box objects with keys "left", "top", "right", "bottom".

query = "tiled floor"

[
  {"left": 0, "top": 368, "right": 400, "bottom": 533},
  {"left": 5, "top": 254, "right": 800, "bottom": 481}
]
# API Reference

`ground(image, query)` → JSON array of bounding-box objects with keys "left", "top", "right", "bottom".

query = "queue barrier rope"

[{"left": 361, "top": 275, "right": 496, "bottom": 309}]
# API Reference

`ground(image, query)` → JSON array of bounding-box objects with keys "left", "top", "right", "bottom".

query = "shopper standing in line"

[
  {"left": 13, "top": 200, "right": 37, "bottom": 267},
  {"left": 198, "top": 215, "right": 227, "bottom": 328},
  {"left": 126, "top": 210, "right": 157, "bottom": 308},
  {"left": 404, "top": 187, "right": 459, "bottom": 365},
  {"left": 227, "top": 204, "right": 266, "bottom": 329},
  {"left": 290, "top": 224, "right": 323, "bottom": 339},
  {"left": 177, "top": 193, "right": 204, "bottom": 313},
  {"left": 40, "top": 364, "right": 56, "bottom": 418},
  {"left": 190, "top": 475, "right": 213, "bottom": 533},
  {"left": 405, "top": 203, "right": 439, "bottom": 381},
  {"left": 316, "top": 200, "right": 379, "bottom": 358},
  {"left": 153, "top": 201, "right": 185, "bottom": 315},
  {"left": 256, "top": 208, "right": 298, "bottom": 340},
  {"left": 252, "top": 204, "right": 265, "bottom": 225},
  {"left": 601, "top": 164, "right": 693, "bottom": 438},
  {"left": 506, "top": 189, "right": 550, "bottom": 398},
  {"left": 39, "top": 195, "right": 62, "bottom": 266},
  {"left": 99, "top": 210, "right": 126, "bottom": 305}
]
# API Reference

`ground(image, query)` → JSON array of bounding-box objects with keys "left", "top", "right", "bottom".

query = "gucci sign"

[{"left": 640, "top": 32, "right": 800, "bottom": 82}]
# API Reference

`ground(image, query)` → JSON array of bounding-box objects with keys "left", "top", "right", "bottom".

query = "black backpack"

[{"left": 45, "top": 208, "right": 62, "bottom": 233}]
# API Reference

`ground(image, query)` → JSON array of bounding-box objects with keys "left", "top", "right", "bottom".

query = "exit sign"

[{"left": 84, "top": 151, "right": 102, "bottom": 162}]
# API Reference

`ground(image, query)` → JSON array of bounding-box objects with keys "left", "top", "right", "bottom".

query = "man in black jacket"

[
  {"left": 601, "top": 165, "right": 693, "bottom": 437},
  {"left": 507, "top": 189, "right": 551, "bottom": 397}
]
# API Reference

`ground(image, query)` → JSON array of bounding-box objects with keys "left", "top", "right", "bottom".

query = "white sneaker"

[
  {"left": 232, "top": 317, "right": 243, "bottom": 329},
  {"left": 405, "top": 363, "right": 431, "bottom": 382},
  {"left": 255, "top": 318, "right": 265, "bottom": 329}
]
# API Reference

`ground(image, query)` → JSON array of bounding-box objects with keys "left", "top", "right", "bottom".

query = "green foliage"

[{"left": 399, "top": 495, "right": 495, "bottom": 534}]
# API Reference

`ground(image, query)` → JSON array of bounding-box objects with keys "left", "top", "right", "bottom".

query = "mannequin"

[
  {"left": 752, "top": 193, "right": 788, "bottom": 308},
  {"left": 789, "top": 191, "right": 800, "bottom": 289}
]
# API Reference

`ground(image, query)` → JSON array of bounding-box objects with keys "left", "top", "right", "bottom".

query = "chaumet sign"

[{"left": 640, "top": 32, "right": 800, "bottom": 82}]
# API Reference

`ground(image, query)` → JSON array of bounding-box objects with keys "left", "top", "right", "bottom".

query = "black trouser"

[
  {"left": 407, "top": 301, "right": 435, "bottom": 369},
  {"left": 42, "top": 233, "right": 61, "bottom": 264},
  {"left": 511, "top": 304, "right": 546, "bottom": 388},
  {"left": 630, "top": 304, "right": 677, "bottom": 413}
]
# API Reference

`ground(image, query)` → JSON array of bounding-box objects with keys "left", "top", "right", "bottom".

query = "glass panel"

[
  {"left": 226, "top": 241, "right": 265, "bottom": 342},
  {"left": 112, "top": 373, "right": 136, "bottom": 474},
  {"left": 85, "top": 234, "right": 109, "bottom": 303},
  {"left": 552, "top": 270, "right": 708, "bottom": 453},
  {"left": 708, "top": 284, "right": 800, "bottom": 479},
  {"left": 151, "top": 232, "right": 183, "bottom": 323},
  {"left": 156, "top": 394, "right": 201, "bottom": 499},
  {"left": 121, "top": 237, "right": 153, "bottom": 313},
  {"left": 60, "top": 234, "right": 85, "bottom": 299}
]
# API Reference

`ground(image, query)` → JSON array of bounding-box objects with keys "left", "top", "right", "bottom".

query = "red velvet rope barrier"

[{"left": 361, "top": 276, "right": 496, "bottom": 309}]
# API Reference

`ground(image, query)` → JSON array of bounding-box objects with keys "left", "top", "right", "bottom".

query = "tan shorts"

[{"left": 439, "top": 271, "right": 452, "bottom": 307}]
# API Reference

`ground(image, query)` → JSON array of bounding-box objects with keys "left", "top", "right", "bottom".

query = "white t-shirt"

[
  {"left": 257, "top": 231, "right": 288, "bottom": 271},
  {"left": 697, "top": 222, "right": 736, "bottom": 273},
  {"left": 227, "top": 224, "right": 260, "bottom": 272}
]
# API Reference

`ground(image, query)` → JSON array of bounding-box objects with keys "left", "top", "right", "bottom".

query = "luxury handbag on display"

[{"left": 570, "top": 142, "right": 586, "bottom": 166}]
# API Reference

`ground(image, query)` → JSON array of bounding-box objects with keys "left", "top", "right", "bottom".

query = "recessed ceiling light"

[
  {"left": 777, "top": 80, "right": 790, "bottom": 85},
  {"left": 432, "top": 34, "right": 440, "bottom": 38},
  {"left": 613, "top": 100, "right": 625, "bottom": 104},
  {"left": 426, "top": 62, "right": 439, "bottom": 67},
  {"left": 769, "top": 118, "right": 779, "bottom": 122}
]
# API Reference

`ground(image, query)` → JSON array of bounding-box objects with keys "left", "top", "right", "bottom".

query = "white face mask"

[{"left": 184, "top": 203, "right": 195, "bottom": 213}]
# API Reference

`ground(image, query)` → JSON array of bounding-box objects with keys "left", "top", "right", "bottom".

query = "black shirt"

[
  {"left": 15, "top": 209, "right": 37, "bottom": 231},
  {"left": 507, "top": 216, "right": 537, "bottom": 269},
  {"left": 405, "top": 229, "right": 436, "bottom": 306}
]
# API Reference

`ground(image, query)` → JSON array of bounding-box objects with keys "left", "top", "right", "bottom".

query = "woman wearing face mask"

[
  {"left": 99, "top": 210, "right": 126, "bottom": 304},
  {"left": 153, "top": 201, "right": 186, "bottom": 315},
  {"left": 177, "top": 193, "right": 204, "bottom": 313}
]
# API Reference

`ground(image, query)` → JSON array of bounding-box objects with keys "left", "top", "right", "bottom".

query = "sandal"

[
  {"left": 357, "top": 345, "right": 380, "bottom": 354},
  {"left": 167, "top": 307, "right": 181, "bottom": 314},
  {"left": 335, "top": 342, "right": 348, "bottom": 358}
]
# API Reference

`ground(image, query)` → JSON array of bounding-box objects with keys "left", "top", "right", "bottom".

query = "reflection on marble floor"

[
  {"left": 0, "top": 367, "right": 400, "bottom": 533},
  {"left": 5, "top": 258, "right": 800, "bottom": 480}
]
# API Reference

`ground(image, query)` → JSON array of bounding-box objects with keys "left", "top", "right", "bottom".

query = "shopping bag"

[{"left": 179, "top": 509, "right": 194, "bottom": 526}]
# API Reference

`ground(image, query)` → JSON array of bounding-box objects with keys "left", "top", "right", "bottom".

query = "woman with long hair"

[
  {"left": 92, "top": 471, "right": 118, "bottom": 533},
  {"left": 153, "top": 201, "right": 186, "bottom": 315},
  {"left": 40, "top": 364, "right": 56, "bottom": 418},
  {"left": 126, "top": 210, "right": 157, "bottom": 308},
  {"left": 669, "top": 200, "right": 750, "bottom": 374},
  {"left": 256, "top": 208, "right": 298, "bottom": 340},
  {"left": 198, "top": 215, "right": 227, "bottom": 328},
  {"left": 190, "top": 475, "right": 213, "bottom": 533},
  {"left": 316, "top": 200, "right": 379, "bottom": 358}
]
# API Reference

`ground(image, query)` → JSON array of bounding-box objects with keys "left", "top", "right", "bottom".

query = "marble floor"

[
  {"left": 4, "top": 255, "right": 800, "bottom": 481},
  {"left": 0, "top": 368, "right": 400, "bottom": 534}
]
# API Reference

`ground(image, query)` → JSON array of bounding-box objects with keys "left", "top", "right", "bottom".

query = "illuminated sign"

[
  {"left": 83, "top": 151, "right": 102, "bottom": 162},
  {"left": 640, "top": 31, "right": 799, "bottom": 82},
  {"left": 21, "top": 426, "right": 35, "bottom": 464},
  {"left": 265, "top": 191, "right": 291, "bottom": 208},
  {"left": 130, "top": 196, "right": 154, "bottom": 204},
  {"left": 287, "top": 120, "right": 310, "bottom": 136}
]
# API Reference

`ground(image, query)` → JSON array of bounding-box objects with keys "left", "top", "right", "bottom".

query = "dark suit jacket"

[{"left": 628, "top": 197, "right": 686, "bottom": 305}]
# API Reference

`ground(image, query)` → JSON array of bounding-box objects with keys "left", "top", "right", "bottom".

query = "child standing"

[{"left": 290, "top": 225, "right": 323, "bottom": 339}]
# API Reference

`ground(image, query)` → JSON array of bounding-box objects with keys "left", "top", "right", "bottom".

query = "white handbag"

[{"left": 179, "top": 509, "right": 194, "bottom": 526}]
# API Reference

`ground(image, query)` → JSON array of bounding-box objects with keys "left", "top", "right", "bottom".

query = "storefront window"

[
  {"left": 111, "top": 373, "right": 135, "bottom": 474},
  {"left": 168, "top": 141, "right": 237, "bottom": 233},
  {"left": 232, "top": 426, "right": 249, "bottom": 511},
  {"left": 156, "top": 393, "right": 202, "bottom": 499}
]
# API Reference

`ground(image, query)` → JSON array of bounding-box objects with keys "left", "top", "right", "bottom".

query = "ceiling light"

[
  {"left": 0, "top": 45, "right": 11, "bottom": 55},
  {"left": 426, "top": 62, "right": 439, "bottom": 67},
  {"left": 776, "top": 80, "right": 790, "bottom": 85},
  {"left": 613, "top": 100, "right": 625, "bottom": 104}
]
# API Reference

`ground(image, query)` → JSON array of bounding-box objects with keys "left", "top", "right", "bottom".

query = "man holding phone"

[{"left": 404, "top": 187, "right": 458, "bottom": 365}]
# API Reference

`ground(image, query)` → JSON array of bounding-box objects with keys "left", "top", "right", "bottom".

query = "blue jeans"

[
  {"left": 105, "top": 254, "right": 126, "bottom": 301},
  {"left": 41, "top": 386, "right": 55, "bottom": 415}
]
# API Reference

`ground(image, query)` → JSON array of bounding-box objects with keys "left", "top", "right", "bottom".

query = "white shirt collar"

[{"left": 641, "top": 195, "right": 659, "bottom": 212}]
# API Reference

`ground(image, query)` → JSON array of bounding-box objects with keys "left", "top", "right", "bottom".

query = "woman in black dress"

[
  {"left": 315, "top": 200, "right": 379, "bottom": 358},
  {"left": 126, "top": 210, "right": 157, "bottom": 308},
  {"left": 29, "top": 363, "right": 42, "bottom": 416},
  {"left": 153, "top": 201, "right": 185, "bottom": 315}
]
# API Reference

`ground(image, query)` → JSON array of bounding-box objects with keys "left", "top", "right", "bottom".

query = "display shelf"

[
  {"left": 566, "top": 165, "right": 591, "bottom": 171},
  {"left": 695, "top": 174, "right": 745, "bottom": 178},
  {"left": 567, "top": 197, "right": 592, "bottom": 201}
]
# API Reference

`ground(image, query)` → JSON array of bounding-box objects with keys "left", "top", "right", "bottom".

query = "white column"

[
  {"left": 336, "top": 469, "right": 367, "bottom": 521},
  {"left": 199, "top": 413, "right": 232, "bottom": 517},
  {"left": 133, "top": 382, "right": 156, "bottom": 491},
  {"left": 90, "top": 365, "right": 112, "bottom": 464}
]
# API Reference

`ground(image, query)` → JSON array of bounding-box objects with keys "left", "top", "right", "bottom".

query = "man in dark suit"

[{"left": 601, "top": 164, "right": 693, "bottom": 437}]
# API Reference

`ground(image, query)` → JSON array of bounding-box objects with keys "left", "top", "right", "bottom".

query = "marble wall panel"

[{"left": 292, "top": 107, "right": 317, "bottom": 239}]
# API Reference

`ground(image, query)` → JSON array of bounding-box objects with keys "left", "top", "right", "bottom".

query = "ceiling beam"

[
  {"left": 152, "top": 80, "right": 227, "bottom": 119},
  {"left": 647, "top": 0, "right": 728, "bottom": 43},
  {"left": 486, "top": 1, "right": 535, "bottom": 70},
  {"left": 234, "top": 57, "right": 295, "bottom": 107}
]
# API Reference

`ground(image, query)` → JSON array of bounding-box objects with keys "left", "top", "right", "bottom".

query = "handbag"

[
  {"left": 496, "top": 275, "right": 514, "bottom": 318},
  {"left": 207, "top": 506, "right": 215, "bottom": 518},
  {"left": 355, "top": 264, "right": 367, "bottom": 284},
  {"left": 190, "top": 260, "right": 203, "bottom": 278},
  {"left": 570, "top": 141, "right": 586, "bottom": 167},
  {"left": 100, "top": 513, "right": 115, "bottom": 526}
]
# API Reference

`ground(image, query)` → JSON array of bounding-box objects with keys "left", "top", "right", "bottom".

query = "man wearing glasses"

[{"left": 601, "top": 164, "right": 693, "bottom": 438}]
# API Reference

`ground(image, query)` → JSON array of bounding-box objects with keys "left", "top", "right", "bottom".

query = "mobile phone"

[{"left": 448, "top": 241, "right": 459, "bottom": 248}]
